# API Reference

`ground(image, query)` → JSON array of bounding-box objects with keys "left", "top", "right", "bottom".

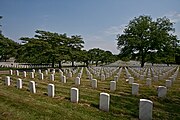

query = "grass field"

[{"left": 0, "top": 67, "right": 180, "bottom": 120}]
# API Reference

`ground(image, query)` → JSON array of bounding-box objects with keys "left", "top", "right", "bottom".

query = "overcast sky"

[{"left": 1, "top": 0, "right": 180, "bottom": 54}]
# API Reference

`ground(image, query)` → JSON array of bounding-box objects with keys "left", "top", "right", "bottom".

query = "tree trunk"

[
  {"left": 95, "top": 61, "right": 98, "bottom": 66},
  {"left": 58, "top": 61, "right": 62, "bottom": 68},
  {"left": 151, "top": 62, "right": 154, "bottom": 66},
  {"left": 72, "top": 60, "right": 74, "bottom": 67},
  {"left": 141, "top": 54, "right": 145, "bottom": 68},
  {"left": 4, "top": 55, "right": 7, "bottom": 62},
  {"left": 52, "top": 57, "right": 55, "bottom": 68},
  {"left": 85, "top": 61, "right": 89, "bottom": 67}
]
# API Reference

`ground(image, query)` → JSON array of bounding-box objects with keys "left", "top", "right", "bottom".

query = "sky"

[{"left": 0, "top": 0, "right": 180, "bottom": 54}]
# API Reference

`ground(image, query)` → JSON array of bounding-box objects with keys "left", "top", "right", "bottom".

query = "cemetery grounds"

[{"left": 0, "top": 65, "right": 180, "bottom": 120}]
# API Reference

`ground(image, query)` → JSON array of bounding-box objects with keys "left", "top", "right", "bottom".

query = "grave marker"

[
  {"left": 91, "top": 79, "right": 97, "bottom": 89},
  {"left": 5, "top": 76, "right": 10, "bottom": 86},
  {"left": 71, "top": 88, "right": 79, "bottom": 103},
  {"left": 158, "top": 86, "right": 167, "bottom": 97},
  {"left": 29, "top": 81, "right": 36, "bottom": 93},
  {"left": 17, "top": 78, "right": 22, "bottom": 89},
  {"left": 132, "top": 83, "right": 139, "bottom": 95},
  {"left": 48, "top": 84, "right": 55, "bottom": 97},
  {"left": 75, "top": 77, "right": 80, "bottom": 86},
  {"left": 99, "top": 93, "right": 110, "bottom": 112},
  {"left": 139, "top": 99, "right": 153, "bottom": 120},
  {"left": 110, "top": 81, "right": 116, "bottom": 92}
]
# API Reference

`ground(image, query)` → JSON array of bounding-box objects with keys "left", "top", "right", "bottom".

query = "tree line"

[
  {"left": 0, "top": 30, "right": 117, "bottom": 68},
  {"left": 0, "top": 15, "right": 180, "bottom": 67}
]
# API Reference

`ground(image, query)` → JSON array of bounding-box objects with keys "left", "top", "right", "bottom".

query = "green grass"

[{"left": 0, "top": 67, "right": 180, "bottom": 120}]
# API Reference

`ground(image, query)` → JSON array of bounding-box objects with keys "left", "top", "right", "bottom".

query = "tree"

[
  {"left": 18, "top": 30, "right": 84, "bottom": 68},
  {"left": 88, "top": 48, "right": 105, "bottom": 66},
  {"left": 76, "top": 50, "right": 90, "bottom": 67},
  {"left": 66, "top": 35, "right": 84, "bottom": 67},
  {"left": 0, "top": 34, "right": 19, "bottom": 61},
  {"left": 100, "top": 51, "right": 115, "bottom": 65},
  {"left": 16, "top": 37, "right": 51, "bottom": 63},
  {"left": 117, "top": 15, "right": 178, "bottom": 67}
]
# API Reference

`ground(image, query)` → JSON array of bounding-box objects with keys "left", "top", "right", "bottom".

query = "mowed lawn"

[{"left": 0, "top": 67, "right": 180, "bottom": 120}]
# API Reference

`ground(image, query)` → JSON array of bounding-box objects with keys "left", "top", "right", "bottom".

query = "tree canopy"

[
  {"left": 17, "top": 30, "right": 84, "bottom": 68},
  {"left": 117, "top": 15, "right": 179, "bottom": 67},
  {"left": 0, "top": 34, "right": 19, "bottom": 62}
]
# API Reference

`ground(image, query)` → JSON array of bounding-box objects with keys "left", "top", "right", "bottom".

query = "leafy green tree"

[
  {"left": 0, "top": 34, "right": 19, "bottom": 61},
  {"left": 66, "top": 35, "right": 84, "bottom": 67},
  {"left": 88, "top": 48, "right": 105, "bottom": 66},
  {"left": 77, "top": 50, "right": 90, "bottom": 67},
  {"left": 117, "top": 15, "right": 178, "bottom": 67},
  {"left": 18, "top": 30, "right": 84, "bottom": 68},
  {"left": 100, "top": 51, "right": 115, "bottom": 64},
  {"left": 16, "top": 37, "right": 51, "bottom": 63}
]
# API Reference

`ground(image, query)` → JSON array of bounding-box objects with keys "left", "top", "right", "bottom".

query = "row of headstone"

[
  {"left": 4, "top": 78, "right": 153, "bottom": 119},
  {"left": 3, "top": 77, "right": 112, "bottom": 112},
  {"left": 87, "top": 67, "right": 120, "bottom": 80},
  {"left": 128, "top": 66, "right": 178, "bottom": 83}
]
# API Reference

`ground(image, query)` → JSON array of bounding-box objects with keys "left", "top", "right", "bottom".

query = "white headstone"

[
  {"left": 101, "top": 74, "right": 105, "bottom": 81},
  {"left": 23, "top": 71, "right": 26, "bottom": 78},
  {"left": 38, "top": 69, "right": 41, "bottom": 74},
  {"left": 99, "top": 93, "right": 110, "bottom": 112},
  {"left": 71, "top": 88, "right": 79, "bottom": 103},
  {"left": 5, "top": 76, "right": 10, "bottom": 86},
  {"left": 89, "top": 74, "right": 93, "bottom": 80},
  {"left": 32, "top": 69, "right": 35, "bottom": 73},
  {"left": 110, "top": 81, "right": 116, "bottom": 92},
  {"left": 129, "top": 77, "right": 134, "bottom": 84},
  {"left": 50, "top": 74, "right": 54, "bottom": 81},
  {"left": 91, "top": 79, "right": 97, "bottom": 89},
  {"left": 29, "top": 81, "right": 36, "bottom": 93},
  {"left": 146, "top": 78, "right": 152, "bottom": 86},
  {"left": 17, "top": 78, "right": 22, "bottom": 89},
  {"left": 30, "top": 72, "right": 34, "bottom": 79},
  {"left": 158, "top": 86, "right": 167, "bottom": 97},
  {"left": 132, "top": 83, "right": 139, "bottom": 95},
  {"left": 165, "top": 80, "right": 172, "bottom": 88},
  {"left": 61, "top": 75, "right": 66, "bottom": 83},
  {"left": 39, "top": 73, "right": 44, "bottom": 80},
  {"left": 140, "top": 75, "right": 144, "bottom": 80},
  {"left": 16, "top": 70, "right": 19, "bottom": 76},
  {"left": 147, "top": 74, "right": 151, "bottom": 78},
  {"left": 48, "top": 84, "right": 55, "bottom": 97},
  {"left": 75, "top": 77, "right": 80, "bottom": 86},
  {"left": 114, "top": 76, "right": 118, "bottom": 82},
  {"left": 68, "top": 72, "right": 72, "bottom": 78},
  {"left": 45, "top": 70, "right": 48, "bottom": 75},
  {"left": 139, "top": 99, "right": 153, "bottom": 120}
]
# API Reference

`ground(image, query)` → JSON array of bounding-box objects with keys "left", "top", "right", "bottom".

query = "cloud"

[
  {"left": 83, "top": 24, "right": 127, "bottom": 54},
  {"left": 164, "top": 11, "right": 180, "bottom": 23},
  {"left": 83, "top": 34, "right": 120, "bottom": 54},
  {"left": 104, "top": 24, "right": 126, "bottom": 36}
]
